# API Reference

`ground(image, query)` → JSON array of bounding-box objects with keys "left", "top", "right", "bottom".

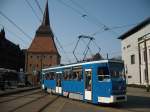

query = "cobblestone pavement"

[{"left": 0, "top": 87, "right": 149, "bottom": 112}]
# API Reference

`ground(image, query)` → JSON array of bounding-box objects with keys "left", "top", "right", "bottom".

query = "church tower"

[{"left": 26, "top": 1, "right": 60, "bottom": 83}]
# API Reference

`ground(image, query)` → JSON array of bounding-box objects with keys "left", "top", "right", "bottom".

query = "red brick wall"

[{"left": 26, "top": 52, "right": 60, "bottom": 75}]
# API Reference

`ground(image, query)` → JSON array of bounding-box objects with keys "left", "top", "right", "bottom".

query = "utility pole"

[
  {"left": 40, "top": 54, "right": 43, "bottom": 72},
  {"left": 40, "top": 54, "right": 43, "bottom": 83},
  {"left": 107, "top": 53, "right": 109, "bottom": 59}
]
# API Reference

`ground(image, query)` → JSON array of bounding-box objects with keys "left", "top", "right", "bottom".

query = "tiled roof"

[
  {"left": 27, "top": 1, "right": 59, "bottom": 55},
  {"left": 28, "top": 36, "right": 59, "bottom": 54}
]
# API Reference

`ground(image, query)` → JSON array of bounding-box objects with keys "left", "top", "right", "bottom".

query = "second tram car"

[{"left": 41, "top": 60, "right": 127, "bottom": 104}]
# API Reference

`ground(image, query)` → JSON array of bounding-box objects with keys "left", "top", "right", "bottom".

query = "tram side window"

[
  {"left": 97, "top": 67, "right": 109, "bottom": 81},
  {"left": 45, "top": 73, "right": 48, "bottom": 80},
  {"left": 63, "top": 69, "right": 71, "bottom": 80},
  {"left": 72, "top": 71, "right": 82, "bottom": 81},
  {"left": 63, "top": 67, "right": 82, "bottom": 81},
  {"left": 50, "top": 72, "right": 55, "bottom": 80},
  {"left": 45, "top": 72, "right": 55, "bottom": 80},
  {"left": 72, "top": 67, "right": 82, "bottom": 81}
]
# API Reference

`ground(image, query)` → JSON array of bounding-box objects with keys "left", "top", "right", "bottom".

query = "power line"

[
  {"left": 71, "top": 0, "right": 137, "bottom": 37},
  {"left": 0, "top": 10, "right": 47, "bottom": 52},
  {"left": 58, "top": 0, "right": 104, "bottom": 29},
  {"left": 62, "top": 40, "right": 75, "bottom": 47},
  {"left": 54, "top": 35, "right": 72, "bottom": 63},
  {"left": 70, "top": 0, "right": 106, "bottom": 28},
  {"left": 48, "top": 0, "right": 72, "bottom": 64},
  {"left": 58, "top": 0, "right": 84, "bottom": 16},
  {"left": 91, "top": 23, "right": 138, "bottom": 36},
  {"left": 0, "top": 10, "right": 32, "bottom": 42},
  {"left": 34, "top": 0, "right": 71, "bottom": 63},
  {"left": 53, "top": 0, "right": 106, "bottom": 62},
  {"left": 25, "top": 0, "right": 42, "bottom": 22},
  {"left": 0, "top": 23, "right": 27, "bottom": 48},
  {"left": 34, "top": 0, "right": 43, "bottom": 15},
  {"left": 57, "top": 0, "right": 104, "bottom": 34},
  {"left": 90, "top": 27, "right": 106, "bottom": 36},
  {"left": 61, "top": 0, "right": 119, "bottom": 36},
  {"left": 0, "top": 3, "right": 69, "bottom": 68},
  {"left": 70, "top": 0, "right": 121, "bottom": 35},
  {"left": 109, "top": 23, "right": 138, "bottom": 30},
  {"left": 56, "top": 0, "right": 107, "bottom": 46}
]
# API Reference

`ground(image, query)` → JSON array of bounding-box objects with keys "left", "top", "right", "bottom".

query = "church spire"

[
  {"left": 42, "top": 0, "right": 50, "bottom": 26},
  {"left": 0, "top": 28, "right": 5, "bottom": 39},
  {"left": 36, "top": 0, "right": 54, "bottom": 37}
]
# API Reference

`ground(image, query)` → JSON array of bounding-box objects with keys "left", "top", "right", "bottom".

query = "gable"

[{"left": 28, "top": 36, "right": 59, "bottom": 54}]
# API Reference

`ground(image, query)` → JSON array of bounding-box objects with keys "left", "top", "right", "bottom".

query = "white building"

[{"left": 119, "top": 18, "right": 150, "bottom": 85}]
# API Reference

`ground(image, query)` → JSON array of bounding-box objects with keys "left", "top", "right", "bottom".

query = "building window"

[
  {"left": 125, "top": 65, "right": 128, "bottom": 74},
  {"left": 123, "top": 47, "right": 126, "bottom": 50},
  {"left": 138, "top": 37, "right": 143, "bottom": 42},
  {"left": 143, "top": 50, "right": 146, "bottom": 62},
  {"left": 30, "top": 64, "right": 32, "bottom": 67},
  {"left": 128, "top": 76, "right": 132, "bottom": 78},
  {"left": 149, "top": 49, "right": 150, "bottom": 59},
  {"left": 131, "top": 55, "right": 135, "bottom": 64},
  {"left": 37, "top": 64, "right": 38, "bottom": 67},
  {"left": 30, "top": 55, "right": 32, "bottom": 58},
  {"left": 127, "top": 44, "right": 131, "bottom": 48},
  {"left": 144, "top": 69, "right": 148, "bottom": 81}
]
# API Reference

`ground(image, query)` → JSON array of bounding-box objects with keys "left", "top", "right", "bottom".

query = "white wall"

[
  {"left": 139, "top": 35, "right": 150, "bottom": 85},
  {"left": 121, "top": 24, "right": 150, "bottom": 85}
]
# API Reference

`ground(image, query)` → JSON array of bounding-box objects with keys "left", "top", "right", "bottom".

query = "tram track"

[
  {"left": 0, "top": 89, "right": 41, "bottom": 104},
  {"left": 37, "top": 95, "right": 59, "bottom": 112},
  {"left": 8, "top": 93, "right": 48, "bottom": 112},
  {"left": 3, "top": 91, "right": 60, "bottom": 112}
]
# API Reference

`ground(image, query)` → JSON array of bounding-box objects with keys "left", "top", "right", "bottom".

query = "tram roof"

[{"left": 42, "top": 59, "right": 123, "bottom": 72}]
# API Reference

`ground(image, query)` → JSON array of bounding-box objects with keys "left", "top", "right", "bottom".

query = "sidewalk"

[
  {"left": 0, "top": 86, "right": 40, "bottom": 97},
  {"left": 127, "top": 87, "right": 150, "bottom": 97}
]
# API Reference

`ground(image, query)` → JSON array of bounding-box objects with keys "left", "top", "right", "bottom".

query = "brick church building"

[
  {"left": 26, "top": 1, "right": 60, "bottom": 84},
  {"left": 0, "top": 28, "right": 25, "bottom": 71}
]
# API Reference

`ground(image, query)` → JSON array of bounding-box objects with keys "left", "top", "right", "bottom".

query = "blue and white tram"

[{"left": 41, "top": 60, "right": 127, "bottom": 104}]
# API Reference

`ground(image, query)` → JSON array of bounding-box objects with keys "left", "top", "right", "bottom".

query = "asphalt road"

[{"left": 0, "top": 87, "right": 149, "bottom": 112}]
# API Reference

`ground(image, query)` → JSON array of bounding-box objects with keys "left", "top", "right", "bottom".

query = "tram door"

[
  {"left": 84, "top": 68, "right": 92, "bottom": 101},
  {"left": 56, "top": 72, "right": 62, "bottom": 94}
]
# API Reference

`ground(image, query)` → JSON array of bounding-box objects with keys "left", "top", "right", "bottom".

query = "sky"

[{"left": 0, "top": 0, "right": 150, "bottom": 64}]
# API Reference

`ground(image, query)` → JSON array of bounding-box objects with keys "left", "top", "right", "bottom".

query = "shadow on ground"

[{"left": 99, "top": 95, "right": 150, "bottom": 110}]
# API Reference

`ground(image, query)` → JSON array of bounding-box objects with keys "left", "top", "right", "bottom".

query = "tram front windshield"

[
  {"left": 109, "top": 62, "right": 125, "bottom": 79},
  {"left": 97, "top": 66, "right": 110, "bottom": 81}
]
